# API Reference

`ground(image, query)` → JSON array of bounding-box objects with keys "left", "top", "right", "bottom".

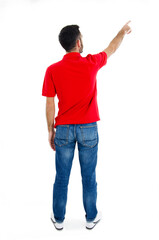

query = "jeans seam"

[
  {"left": 57, "top": 125, "right": 69, "bottom": 127},
  {"left": 80, "top": 124, "right": 97, "bottom": 128}
]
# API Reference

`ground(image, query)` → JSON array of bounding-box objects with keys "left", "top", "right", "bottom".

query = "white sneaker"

[
  {"left": 50, "top": 212, "right": 64, "bottom": 230},
  {"left": 86, "top": 212, "right": 101, "bottom": 230}
]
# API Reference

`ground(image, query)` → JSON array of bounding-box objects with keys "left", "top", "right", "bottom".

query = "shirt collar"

[{"left": 63, "top": 52, "right": 81, "bottom": 60}]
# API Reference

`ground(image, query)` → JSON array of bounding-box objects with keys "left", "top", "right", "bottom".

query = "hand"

[
  {"left": 121, "top": 20, "right": 132, "bottom": 34},
  {"left": 48, "top": 129, "right": 56, "bottom": 151}
]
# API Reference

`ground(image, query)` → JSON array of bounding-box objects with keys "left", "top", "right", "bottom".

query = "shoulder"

[
  {"left": 85, "top": 52, "right": 107, "bottom": 62},
  {"left": 84, "top": 52, "right": 107, "bottom": 70},
  {"left": 46, "top": 60, "right": 63, "bottom": 73}
]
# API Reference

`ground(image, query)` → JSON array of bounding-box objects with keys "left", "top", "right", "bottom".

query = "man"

[{"left": 42, "top": 21, "right": 132, "bottom": 230}]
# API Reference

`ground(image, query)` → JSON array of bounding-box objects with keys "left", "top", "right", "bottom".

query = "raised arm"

[{"left": 103, "top": 21, "right": 132, "bottom": 58}]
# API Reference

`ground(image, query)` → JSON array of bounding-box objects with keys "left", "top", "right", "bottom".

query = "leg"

[
  {"left": 53, "top": 125, "right": 76, "bottom": 223},
  {"left": 77, "top": 122, "right": 99, "bottom": 222}
]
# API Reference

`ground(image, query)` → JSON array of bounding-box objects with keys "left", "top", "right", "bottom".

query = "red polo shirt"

[{"left": 42, "top": 51, "right": 107, "bottom": 128}]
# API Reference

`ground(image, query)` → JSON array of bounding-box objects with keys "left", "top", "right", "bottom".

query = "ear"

[{"left": 77, "top": 39, "right": 81, "bottom": 48}]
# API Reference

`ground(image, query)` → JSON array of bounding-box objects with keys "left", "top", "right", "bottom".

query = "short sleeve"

[
  {"left": 86, "top": 51, "right": 107, "bottom": 70},
  {"left": 42, "top": 67, "right": 56, "bottom": 97}
]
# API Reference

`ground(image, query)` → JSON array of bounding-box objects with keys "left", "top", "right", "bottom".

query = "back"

[{"left": 42, "top": 51, "right": 107, "bottom": 128}]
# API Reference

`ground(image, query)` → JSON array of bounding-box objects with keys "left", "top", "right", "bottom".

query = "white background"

[{"left": 0, "top": 0, "right": 159, "bottom": 239}]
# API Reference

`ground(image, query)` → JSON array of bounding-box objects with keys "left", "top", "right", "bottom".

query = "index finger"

[{"left": 126, "top": 20, "right": 131, "bottom": 25}]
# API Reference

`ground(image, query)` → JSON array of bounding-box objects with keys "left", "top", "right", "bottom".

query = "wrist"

[{"left": 48, "top": 123, "right": 54, "bottom": 132}]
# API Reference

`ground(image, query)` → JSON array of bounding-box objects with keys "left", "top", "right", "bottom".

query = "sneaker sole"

[
  {"left": 50, "top": 217, "right": 63, "bottom": 231},
  {"left": 86, "top": 219, "right": 100, "bottom": 230}
]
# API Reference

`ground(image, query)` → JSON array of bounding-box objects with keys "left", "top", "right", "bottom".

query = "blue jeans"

[{"left": 53, "top": 121, "right": 99, "bottom": 223}]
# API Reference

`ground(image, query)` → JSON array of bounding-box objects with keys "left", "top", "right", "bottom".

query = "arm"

[
  {"left": 103, "top": 21, "right": 132, "bottom": 58},
  {"left": 46, "top": 97, "right": 56, "bottom": 151}
]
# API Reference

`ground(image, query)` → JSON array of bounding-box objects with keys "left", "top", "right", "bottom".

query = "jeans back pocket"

[
  {"left": 79, "top": 124, "right": 98, "bottom": 148},
  {"left": 54, "top": 125, "right": 69, "bottom": 147}
]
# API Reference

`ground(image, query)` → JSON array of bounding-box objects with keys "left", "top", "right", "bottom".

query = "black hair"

[{"left": 58, "top": 25, "right": 81, "bottom": 52}]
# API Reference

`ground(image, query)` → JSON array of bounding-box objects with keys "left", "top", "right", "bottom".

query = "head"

[{"left": 58, "top": 24, "right": 83, "bottom": 54}]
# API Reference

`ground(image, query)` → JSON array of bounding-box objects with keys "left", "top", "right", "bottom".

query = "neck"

[{"left": 66, "top": 49, "right": 79, "bottom": 54}]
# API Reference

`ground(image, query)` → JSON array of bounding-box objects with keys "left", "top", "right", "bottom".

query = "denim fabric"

[{"left": 53, "top": 121, "right": 99, "bottom": 223}]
